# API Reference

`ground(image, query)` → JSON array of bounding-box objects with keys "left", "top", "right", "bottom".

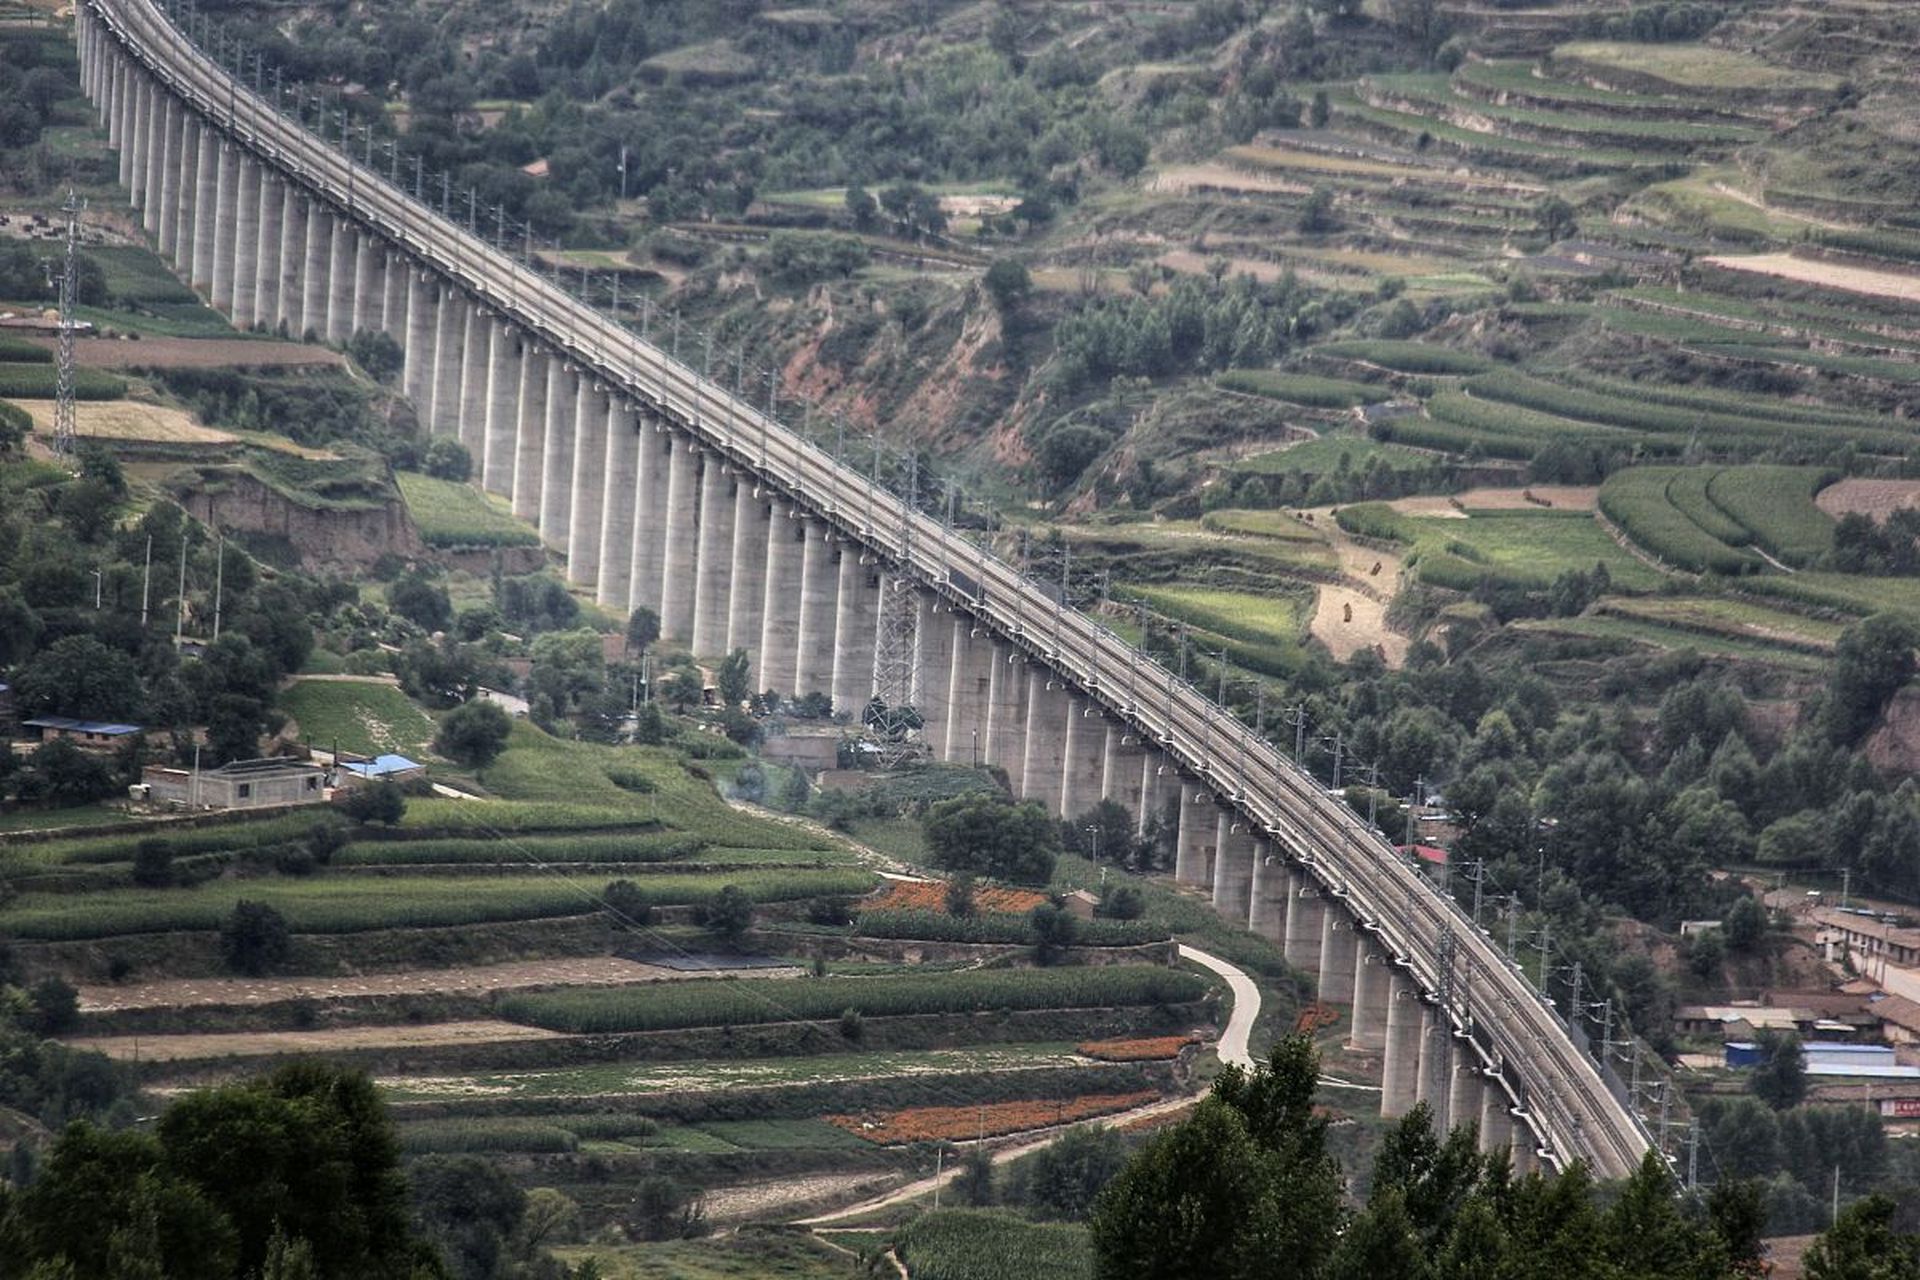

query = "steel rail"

[{"left": 88, "top": 0, "right": 1649, "bottom": 1178}]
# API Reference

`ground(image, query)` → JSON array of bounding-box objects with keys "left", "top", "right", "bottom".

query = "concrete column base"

[{"left": 1381, "top": 973, "right": 1422, "bottom": 1119}]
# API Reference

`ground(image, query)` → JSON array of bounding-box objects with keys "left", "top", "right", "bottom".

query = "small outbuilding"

[
  {"left": 22, "top": 716, "right": 143, "bottom": 751},
  {"left": 337, "top": 754, "right": 425, "bottom": 785}
]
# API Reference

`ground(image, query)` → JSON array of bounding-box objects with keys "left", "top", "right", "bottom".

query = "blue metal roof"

[
  {"left": 23, "top": 716, "right": 142, "bottom": 735},
  {"left": 340, "top": 754, "right": 422, "bottom": 777}
]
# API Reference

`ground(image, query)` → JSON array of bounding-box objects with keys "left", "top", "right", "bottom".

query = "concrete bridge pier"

[
  {"left": 1511, "top": 1126, "right": 1541, "bottom": 1176},
  {"left": 1248, "top": 840, "right": 1285, "bottom": 941},
  {"left": 210, "top": 140, "right": 238, "bottom": 313},
  {"left": 1282, "top": 871, "right": 1325, "bottom": 973},
  {"left": 758, "top": 501, "right": 803, "bottom": 693},
  {"left": 1212, "top": 816, "right": 1255, "bottom": 925},
  {"left": 1349, "top": 942, "right": 1392, "bottom": 1051},
  {"left": 727, "top": 487, "right": 770, "bottom": 679},
  {"left": 230, "top": 158, "right": 260, "bottom": 328},
  {"left": 1020, "top": 677, "right": 1070, "bottom": 815},
  {"left": 175, "top": 114, "right": 203, "bottom": 275},
  {"left": 1381, "top": 973, "right": 1423, "bottom": 1118},
  {"left": 1448, "top": 1053, "right": 1484, "bottom": 1139},
  {"left": 1140, "top": 753, "right": 1179, "bottom": 841},
  {"left": 566, "top": 382, "right": 610, "bottom": 589},
  {"left": 1415, "top": 1008, "right": 1450, "bottom": 1127},
  {"left": 156, "top": 97, "right": 181, "bottom": 254},
  {"left": 1174, "top": 786, "right": 1218, "bottom": 886},
  {"left": 276, "top": 191, "right": 307, "bottom": 337},
  {"left": 1479, "top": 1078, "right": 1515, "bottom": 1156},
  {"left": 350, "top": 230, "right": 381, "bottom": 337},
  {"left": 914, "top": 593, "right": 953, "bottom": 750},
  {"left": 1060, "top": 698, "right": 1106, "bottom": 821},
  {"left": 511, "top": 347, "right": 548, "bottom": 523},
  {"left": 792, "top": 521, "right": 838, "bottom": 696},
  {"left": 830, "top": 551, "right": 879, "bottom": 717},
  {"left": 251, "top": 171, "right": 283, "bottom": 329},
  {"left": 984, "top": 645, "right": 1028, "bottom": 792},
  {"left": 429, "top": 286, "right": 465, "bottom": 435},
  {"left": 687, "top": 457, "right": 735, "bottom": 654},
  {"left": 138, "top": 82, "right": 161, "bottom": 230},
  {"left": 1317, "top": 908, "right": 1359, "bottom": 1009},
  {"left": 456, "top": 303, "right": 488, "bottom": 455},
  {"left": 627, "top": 419, "right": 670, "bottom": 620},
  {"left": 654, "top": 433, "right": 699, "bottom": 642},
  {"left": 381, "top": 249, "right": 408, "bottom": 340},
  {"left": 191, "top": 122, "right": 218, "bottom": 291},
  {"left": 595, "top": 399, "right": 638, "bottom": 611},
  {"left": 537, "top": 362, "right": 577, "bottom": 549},
  {"left": 482, "top": 320, "right": 521, "bottom": 496},
  {"left": 942, "top": 619, "right": 988, "bottom": 765},
  {"left": 1100, "top": 727, "right": 1146, "bottom": 824}
]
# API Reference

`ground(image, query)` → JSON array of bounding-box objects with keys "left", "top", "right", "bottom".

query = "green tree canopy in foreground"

[{"left": 1090, "top": 1035, "right": 1783, "bottom": 1280}]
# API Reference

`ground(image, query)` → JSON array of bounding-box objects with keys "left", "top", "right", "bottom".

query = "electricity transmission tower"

[
  {"left": 867, "top": 452, "right": 924, "bottom": 767},
  {"left": 47, "top": 189, "right": 84, "bottom": 464}
]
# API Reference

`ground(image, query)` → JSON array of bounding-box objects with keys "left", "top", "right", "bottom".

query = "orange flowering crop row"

[
  {"left": 1076, "top": 1035, "right": 1199, "bottom": 1062},
  {"left": 868, "top": 879, "right": 1050, "bottom": 917},
  {"left": 827, "top": 1091, "right": 1159, "bottom": 1145}
]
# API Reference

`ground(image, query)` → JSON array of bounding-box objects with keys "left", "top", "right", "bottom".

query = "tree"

[
  {"left": 1828, "top": 614, "right": 1919, "bottom": 746},
  {"left": 780, "top": 767, "right": 811, "bottom": 812},
  {"left": 342, "top": 781, "right": 407, "bottom": 826},
  {"left": 389, "top": 575, "right": 452, "bottom": 632},
  {"left": 628, "top": 1175, "right": 704, "bottom": 1241},
  {"left": 26, "top": 977, "right": 79, "bottom": 1036},
  {"left": 955, "top": 1146, "right": 996, "bottom": 1207},
  {"left": 132, "top": 839, "right": 174, "bottom": 888},
  {"left": 409, "top": 1154, "right": 525, "bottom": 1280},
  {"left": 1299, "top": 186, "right": 1338, "bottom": 234},
  {"left": 422, "top": 438, "right": 471, "bottom": 482},
  {"left": 1752, "top": 1030, "right": 1807, "bottom": 1110},
  {"left": 1723, "top": 894, "right": 1769, "bottom": 953},
  {"left": 1805, "top": 1194, "right": 1920, "bottom": 1280},
  {"left": 346, "top": 330, "right": 403, "bottom": 382},
  {"left": 603, "top": 879, "right": 654, "bottom": 927},
  {"left": 945, "top": 874, "right": 977, "bottom": 918},
  {"left": 704, "top": 885, "right": 753, "bottom": 941},
  {"left": 1022, "top": 1124, "right": 1128, "bottom": 1220},
  {"left": 716, "top": 649, "right": 751, "bottom": 707},
  {"left": 220, "top": 901, "right": 291, "bottom": 975},
  {"left": 923, "top": 795, "right": 1061, "bottom": 885},
  {"left": 1309, "top": 90, "right": 1331, "bottom": 128},
  {"left": 1029, "top": 901, "right": 1079, "bottom": 965},
  {"left": 14, "top": 634, "right": 143, "bottom": 722},
  {"left": 1096, "top": 883, "right": 1145, "bottom": 920},
  {"left": 984, "top": 258, "right": 1031, "bottom": 313},
  {"left": 434, "top": 700, "right": 512, "bottom": 768},
  {"left": 1537, "top": 195, "right": 1579, "bottom": 243}
]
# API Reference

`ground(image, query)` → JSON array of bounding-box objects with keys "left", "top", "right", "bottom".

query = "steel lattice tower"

[
  {"left": 50, "top": 190, "right": 84, "bottom": 463},
  {"left": 867, "top": 452, "right": 925, "bottom": 767}
]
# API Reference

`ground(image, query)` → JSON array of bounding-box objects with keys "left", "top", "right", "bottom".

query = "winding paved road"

[{"left": 800, "top": 946, "right": 1259, "bottom": 1225}]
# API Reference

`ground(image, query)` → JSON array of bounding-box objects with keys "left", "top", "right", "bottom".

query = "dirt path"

[
  {"left": 1302, "top": 509, "right": 1409, "bottom": 667},
  {"left": 1703, "top": 252, "right": 1920, "bottom": 303},
  {"left": 76, "top": 955, "right": 779, "bottom": 1013},
  {"left": 66, "top": 1019, "right": 562, "bottom": 1062}
]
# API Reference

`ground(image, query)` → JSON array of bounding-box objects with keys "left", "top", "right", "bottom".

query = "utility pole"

[
  {"left": 174, "top": 531, "right": 188, "bottom": 645},
  {"left": 212, "top": 536, "right": 224, "bottom": 639},
  {"left": 48, "top": 189, "right": 84, "bottom": 463},
  {"left": 140, "top": 534, "right": 152, "bottom": 626}
]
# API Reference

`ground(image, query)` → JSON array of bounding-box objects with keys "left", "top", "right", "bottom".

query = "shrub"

[
  {"left": 131, "top": 838, "right": 174, "bottom": 888},
  {"left": 604, "top": 879, "right": 654, "bottom": 927},
  {"left": 341, "top": 781, "right": 407, "bottom": 826},
  {"left": 221, "top": 900, "right": 291, "bottom": 975},
  {"left": 435, "top": 700, "right": 513, "bottom": 768},
  {"left": 26, "top": 976, "right": 79, "bottom": 1035},
  {"left": 704, "top": 884, "right": 753, "bottom": 941}
]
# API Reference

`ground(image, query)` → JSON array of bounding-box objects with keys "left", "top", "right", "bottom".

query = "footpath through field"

[{"left": 797, "top": 944, "right": 1260, "bottom": 1226}]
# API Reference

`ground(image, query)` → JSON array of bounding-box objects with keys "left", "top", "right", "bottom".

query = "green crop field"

[
  {"left": 1515, "top": 615, "right": 1828, "bottom": 671},
  {"left": 395, "top": 472, "right": 542, "bottom": 549},
  {"left": 1597, "top": 596, "right": 1843, "bottom": 653},
  {"left": 1216, "top": 370, "right": 1384, "bottom": 408},
  {"left": 0, "top": 364, "right": 126, "bottom": 400},
  {"left": 498, "top": 966, "right": 1206, "bottom": 1034},
  {"left": 0, "top": 867, "right": 875, "bottom": 940},
  {"left": 555, "top": 1232, "right": 858, "bottom": 1280},
  {"left": 1702, "top": 466, "right": 1834, "bottom": 567},
  {"left": 1598, "top": 468, "right": 1761, "bottom": 575},
  {"left": 278, "top": 678, "right": 438, "bottom": 759},
  {"left": 1337, "top": 504, "right": 1663, "bottom": 591},
  {"left": 1311, "top": 340, "right": 1493, "bottom": 376},
  {"left": 1121, "top": 584, "right": 1315, "bottom": 650},
  {"left": 1552, "top": 41, "right": 1841, "bottom": 93},
  {"left": 1234, "top": 435, "right": 1433, "bottom": 478},
  {"left": 896, "top": 1209, "right": 1093, "bottom": 1280},
  {"left": 1198, "top": 509, "right": 1327, "bottom": 544}
]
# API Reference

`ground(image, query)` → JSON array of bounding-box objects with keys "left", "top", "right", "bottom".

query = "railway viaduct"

[{"left": 73, "top": 0, "right": 1654, "bottom": 1180}]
